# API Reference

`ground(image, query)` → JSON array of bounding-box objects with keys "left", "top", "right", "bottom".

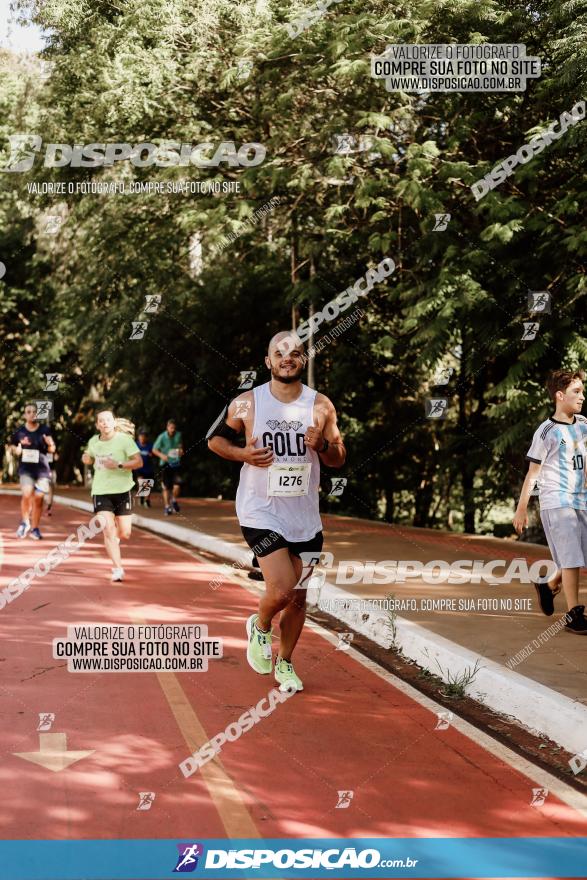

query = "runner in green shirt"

[
  {"left": 153, "top": 419, "right": 184, "bottom": 515},
  {"left": 82, "top": 410, "right": 142, "bottom": 582}
]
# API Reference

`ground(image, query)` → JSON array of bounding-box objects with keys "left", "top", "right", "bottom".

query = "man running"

[
  {"left": 208, "top": 331, "right": 346, "bottom": 691},
  {"left": 10, "top": 403, "right": 56, "bottom": 539},
  {"left": 81, "top": 411, "right": 142, "bottom": 582},
  {"left": 514, "top": 369, "right": 587, "bottom": 634},
  {"left": 153, "top": 419, "right": 184, "bottom": 515}
]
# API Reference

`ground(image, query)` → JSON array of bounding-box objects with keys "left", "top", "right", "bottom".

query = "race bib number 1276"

[{"left": 267, "top": 463, "right": 311, "bottom": 497}]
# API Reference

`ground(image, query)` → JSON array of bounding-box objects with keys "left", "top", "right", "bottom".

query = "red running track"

[{"left": 0, "top": 495, "right": 585, "bottom": 850}]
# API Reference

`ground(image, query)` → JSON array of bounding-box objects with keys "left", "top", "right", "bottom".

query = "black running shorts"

[
  {"left": 161, "top": 467, "right": 182, "bottom": 490},
  {"left": 241, "top": 526, "right": 324, "bottom": 559},
  {"left": 92, "top": 491, "right": 133, "bottom": 516}
]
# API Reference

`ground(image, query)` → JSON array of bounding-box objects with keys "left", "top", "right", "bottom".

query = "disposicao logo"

[{"left": 173, "top": 842, "right": 204, "bottom": 872}]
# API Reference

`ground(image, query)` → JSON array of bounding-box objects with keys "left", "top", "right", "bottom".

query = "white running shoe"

[
  {"left": 111, "top": 567, "right": 124, "bottom": 582},
  {"left": 16, "top": 520, "right": 30, "bottom": 539}
]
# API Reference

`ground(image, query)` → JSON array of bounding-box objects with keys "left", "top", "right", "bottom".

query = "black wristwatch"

[
  {"left": 117, "top": 462, "right": 124, "bottom": 469},
  {"left": 320, "top": 438, "right": 329, "bottom": 454}
]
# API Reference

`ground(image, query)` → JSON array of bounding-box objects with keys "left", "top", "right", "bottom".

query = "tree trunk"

[
  {"left": 384, "top": 473, "right": 394, "bottom": 522},
  {"left": 459, "top": 327, "right": 475, "bottom": 533}
]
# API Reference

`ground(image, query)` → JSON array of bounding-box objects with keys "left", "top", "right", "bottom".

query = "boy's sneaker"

[
  {"left": 274, "top": 657, "right": 303, "bottom": 692},
  {"left": 172, "top": 500, "right": 180, "bottom": 513},
  {"left": 29, "top": 528, "right": 42, "bottom": 540},
  {"left": 164, "top": 506, "right": 173, "bottom": 516},
  {"left": 16, "top": 521, "right": 30, "bottom": 539},
  {"left": 246, "top": 614, "right": 272, "bottom": 674},
  {"left": 533, "top": 580, "right": 560, "bottom": 616},
  {"left": 564, "top": 605, "right": 587, "bottom": 635},
  {"left": 111, "top": 568, "right": 124, "bottom": 582}
]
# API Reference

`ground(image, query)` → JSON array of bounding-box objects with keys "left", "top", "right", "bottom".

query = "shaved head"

[
  {"left": 268, "top": 330, "right": 303, "bottom": 357},
  {"left": 266, "top": 330, "right": 305, "bottom": 384}
]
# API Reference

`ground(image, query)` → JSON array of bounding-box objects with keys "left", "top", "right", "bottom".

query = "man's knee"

[
  {"left": 101, "top": 519, "right": 117, "bottom": 538},
  {"left": 288, "top": 590, "right": 307, "bottom": 611},
  {"left": 264, "top": 579, "right": 296, "bottom": 608}
]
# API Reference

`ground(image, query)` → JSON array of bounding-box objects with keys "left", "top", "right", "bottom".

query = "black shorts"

[
  {"left": 92, "top": 491, "right": 133, "bottom": 516},
  {"left": 241, "top": 526, "right": 324, "bottom": 559},
  {"left": 161, "top": 468, "right": 182, "bottom": 490}
]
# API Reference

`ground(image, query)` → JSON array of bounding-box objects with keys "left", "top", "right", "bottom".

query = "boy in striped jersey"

[{"left": 514, "top": 369, "right": 587, "bottom": 633}]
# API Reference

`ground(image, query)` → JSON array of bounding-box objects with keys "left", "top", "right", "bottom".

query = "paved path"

[
  {"left": 0, "top": 495, "right": 585, "bottom": 850},
  {"left": 19, "top": 485, "right": 587, "bottom": 705}
]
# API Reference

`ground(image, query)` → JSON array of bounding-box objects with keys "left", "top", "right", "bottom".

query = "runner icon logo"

[
  {"left": 329, "top": 477, "right": 347, "bottom": 497},
  {"left": 434, "top": 711, "right": 453, "bottom": 730},
  {"left": 432, "top": 213, "right": 451, "bottom": 231},
  {"left": 335, "top": 790, "right": 354, "bottom": 809},
  {"left": 234, "top": 400, "right": 252, "bottom": 419},
  {"left": 136, "top": 478, "right": 155, "bottom": 498},
  {"left": 37, "top": 712, "right": 55, "bottom": 731},
  {"left": 44, "top": 373, "right": 62, "bottom": 391},
  {"left": 173, "top": 843, "right": 204, "bottom": 872},
  {"left": 34, "top": 400, "right": 53, "bottom": 419},
  {"left": 569, "top": 748, "right": 587, "bottom": 776},
  {"left": 530, "top": 787, "right": 548, "bottom": 807},
  {"left": 136, "top": 792, "right": 156, "bottom": 810},
  {"left": 528, "top": 291, "right": 551, "bottom": 314},
  {"left": 129, "top": 321, "right": 148, "bottom": 340},
  {"left": 236, "top": 59, "right": 253, "bottom": 81},
  {"left": 425, "top": 398, "right": 448, "bottom": 419},
  {"left": 238, "top": 370, "right": 256, "bottom": 390},
  {"left": 44, "top": 216, "right": 61, "bottom": 234},
  {"left": 522, "top": 321, "right": 539, "bottom": 341},
  {"left": 433, "top": 366, "right": 454, "bottom": 385},
  {"left": 144, "top": 295, "right": 161, "bottom": 313},
  {"left": 297, "top": 550, "right": 334, "bottom": 590},
  {"left": 336, "top": 632, "right": 354, "bottom": 651}
]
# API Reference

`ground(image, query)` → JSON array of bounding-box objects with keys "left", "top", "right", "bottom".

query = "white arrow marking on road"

[{"left": 13, "top": 733, "right": 95, "bottom": 772}]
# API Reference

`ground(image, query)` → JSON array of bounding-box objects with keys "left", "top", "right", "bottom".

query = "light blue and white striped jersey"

[{"left": 526, "top": 415, "right": 587, "bottom": 510}]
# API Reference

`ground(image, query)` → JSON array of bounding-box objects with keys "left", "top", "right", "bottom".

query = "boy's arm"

[{"left": 513, "top": 461, "right": 542, "bottom": 534}]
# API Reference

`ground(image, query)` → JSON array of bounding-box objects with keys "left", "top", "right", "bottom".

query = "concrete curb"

[
  {"left": 309, "top": 580, "right": 587, "bottom": 754},
  {"left": 4, "top": 488, "right": 587, "bottom": 756}
]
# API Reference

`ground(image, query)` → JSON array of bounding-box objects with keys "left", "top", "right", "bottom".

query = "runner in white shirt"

[
  {"left": 208, "top": 331, "right": 346, "bottom": 691},
  {"left": 514, "top": 369, "right": 587, "bottom": 634}
]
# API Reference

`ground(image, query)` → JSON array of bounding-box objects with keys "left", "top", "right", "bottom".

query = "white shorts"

[
  {"left": 540, "top": 507, "right": 587, "bottom": 570},
  {"left": 19, "top": 474, "right": 51, "bottom": 495}
]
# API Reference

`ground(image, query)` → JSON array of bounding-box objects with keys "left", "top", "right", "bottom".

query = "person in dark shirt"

[
  {"left": 135, "top": 428, "right": 155, "bottom": 507},
  {"left": 9, "top": 403, "right": 56, "bottom": 539}
]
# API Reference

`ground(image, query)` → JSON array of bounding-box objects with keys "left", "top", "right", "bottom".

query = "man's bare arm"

[
  {"left": 513, "top": 461, "right": 541, "bottom": 534},
  {"left": 208, "top": 394, "right": 274, "bottom": 468},
  {"left": 308, "top": 395, "right": 346, "bottom": 468}
]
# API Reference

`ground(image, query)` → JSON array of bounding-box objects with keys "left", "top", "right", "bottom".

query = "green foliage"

[{"left": 1, "top": 0, "right": 586, "bottom": 526}]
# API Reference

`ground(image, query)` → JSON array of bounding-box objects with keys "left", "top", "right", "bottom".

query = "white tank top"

[{"left": 235, "top": 382, "right": 322, "bottom": 542}]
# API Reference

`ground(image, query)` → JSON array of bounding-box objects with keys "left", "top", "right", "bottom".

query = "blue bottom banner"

[{"left": 0, "top": 837, "right": 585, "bottom": 879}]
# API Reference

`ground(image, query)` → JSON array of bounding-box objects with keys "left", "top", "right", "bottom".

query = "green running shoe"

[
  {"left": 274, "top": 656, "right": 303, "bottom": 692},
  {"left": 246, "top": 614, "right": 272, "bottom": 674}
]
